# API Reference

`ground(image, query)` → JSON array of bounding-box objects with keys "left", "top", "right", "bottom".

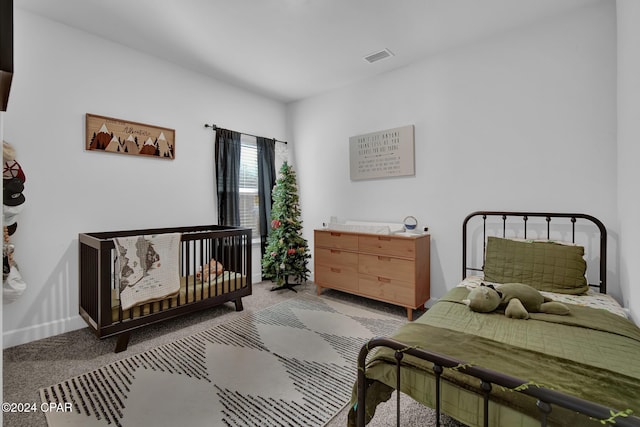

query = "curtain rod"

[{"left": 204, "top": 123, "right": 287, "bottom": 144}]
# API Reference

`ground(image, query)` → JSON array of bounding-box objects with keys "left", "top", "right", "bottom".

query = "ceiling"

[{"left": 16, "top": 0, "right": 601, "bottom": 103}]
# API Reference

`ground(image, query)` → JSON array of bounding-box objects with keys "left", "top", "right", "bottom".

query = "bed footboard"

[
  {"left": 79, "top": 225, "right": 251, "bottom": 352},
  {"left": 356, "top": 338, "right": 640, "bottom": 427}
]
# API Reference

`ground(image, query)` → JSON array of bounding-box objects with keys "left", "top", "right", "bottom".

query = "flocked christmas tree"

[{"left": 261, "top": 161, "right": 311, "bottom": 291}]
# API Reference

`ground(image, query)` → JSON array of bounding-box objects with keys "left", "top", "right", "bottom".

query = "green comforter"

[{"left": 348, "top": 287, "right": 640, "bottom": 427}]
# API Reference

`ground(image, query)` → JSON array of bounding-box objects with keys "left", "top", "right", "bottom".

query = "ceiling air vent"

[{"left": 363, "top": 48, "right": 394, "bottom": 64}]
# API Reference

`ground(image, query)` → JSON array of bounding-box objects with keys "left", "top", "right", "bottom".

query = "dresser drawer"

[
  {"left": 358, "top": 254, "right": 415, "bottom": 282},
  {"left": 315, "top": 248, "right": 358, "bottom": 268},
  {"left": 315, "top": 230, "right": 359, "bottom": 250},
  {"left": 315, "top": 264, "right": 358, "bottom": 291},
  {"left": 359, "top": 235, "right": 416, "bottom": 259},
  {"left": 358, "top": 275, "right": 414, "bottom": 306}
]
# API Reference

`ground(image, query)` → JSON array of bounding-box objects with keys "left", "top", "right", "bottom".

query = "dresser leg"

[
  {"left": 406, "top": 307, "right": 413, "bottom": 321},
  {"left": 316, "top": 284, "right": 323, "bottom": 295}
]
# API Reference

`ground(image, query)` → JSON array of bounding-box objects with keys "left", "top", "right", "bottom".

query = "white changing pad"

[{"left": 326, "top": 220, "right": 405, "bottom": 235}]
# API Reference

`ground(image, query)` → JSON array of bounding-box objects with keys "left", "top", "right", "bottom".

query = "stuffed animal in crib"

[
  {"left": 196, "top": 259, "right": 224, "bottom": 283},
  {"left": 462, "top": 282, "right": 570, "bottom": 319}
]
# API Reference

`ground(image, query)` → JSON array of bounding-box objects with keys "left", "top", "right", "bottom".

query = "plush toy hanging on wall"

[{"left": 3, "top": 141, "right": 27, "bottom": 303}]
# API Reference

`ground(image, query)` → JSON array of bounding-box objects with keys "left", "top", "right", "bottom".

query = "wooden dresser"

[{"left": 314, "top": 229, "right": 430, "bottom": 320}]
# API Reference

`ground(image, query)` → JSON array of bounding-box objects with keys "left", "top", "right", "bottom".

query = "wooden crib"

[{"left": 79, "top": 225, "right": 252, "bottom": 352}]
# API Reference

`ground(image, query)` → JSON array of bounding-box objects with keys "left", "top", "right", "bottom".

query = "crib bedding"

[
  {"left": 350, "top": 284, "right": 640, "bottom": 427},
  {"left": 110, "top": 271, "right": 246, "bottom": 321}
]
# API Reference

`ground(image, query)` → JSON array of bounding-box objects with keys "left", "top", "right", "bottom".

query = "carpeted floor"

[{"left": 3, "top": 281, "right": 465, "bottom": 427}]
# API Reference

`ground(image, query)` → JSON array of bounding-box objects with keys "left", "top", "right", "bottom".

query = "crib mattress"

[{"left": 110, "top": 271, "right": 246, "bottom": 321}]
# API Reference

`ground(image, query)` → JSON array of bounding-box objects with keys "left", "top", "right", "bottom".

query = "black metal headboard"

[{"left": 462, "top": 211, "right": 607, "bottom": 294}]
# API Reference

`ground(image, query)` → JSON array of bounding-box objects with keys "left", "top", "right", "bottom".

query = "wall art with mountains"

[{"left": 86, "top": 113, "right": 175, "bottom": 159}]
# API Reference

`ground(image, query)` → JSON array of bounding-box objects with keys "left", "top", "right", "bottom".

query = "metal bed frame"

[{"left": 356, "top": 211, "right": 640, "bottom": 427}]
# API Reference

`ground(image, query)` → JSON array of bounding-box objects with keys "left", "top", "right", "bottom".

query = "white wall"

[
  {"left": 2, "top": 9, "right": 286, "bottom": 348},
  {"left": 288, "top": 1, "right": 620, "bottom": 304},
  {"left": 617, "top": 0, "right": 640, "bottom": 322}
]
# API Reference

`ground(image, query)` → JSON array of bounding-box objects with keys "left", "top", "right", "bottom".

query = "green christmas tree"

[{"left": 261, "top": 161, "right": 311, "bottom": 289}]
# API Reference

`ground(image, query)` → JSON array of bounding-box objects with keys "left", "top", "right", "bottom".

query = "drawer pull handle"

[
  {"left": 331, "top": 232, "right": 341, "bottom": 237},
  {"left": 378, "top": 256, "right": 390, "bottom": 261},
  {"left": 331, "top": 267, "right": 341, "bottom": 273},
  {"left": 378, "top": 236, "right": 391, "bottom": 241},
  {"left": 378, "top": 277, "right": 391, "bottom": 283},
  {"left": 331, "top": 249, "right": 341, "bottom": 254}
]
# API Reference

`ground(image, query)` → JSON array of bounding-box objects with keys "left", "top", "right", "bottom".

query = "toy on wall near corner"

[{"left": 3, "top": 140, "right": 27, "bottom": 303}]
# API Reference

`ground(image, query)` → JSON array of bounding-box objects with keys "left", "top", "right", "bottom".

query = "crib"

[{"left": 79, "top": 225, "right": 251, "bottom": 352}]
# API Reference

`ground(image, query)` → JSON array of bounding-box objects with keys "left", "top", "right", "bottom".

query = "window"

[{"left": 239, "top": 134, "right": 260, "bottom": 236}]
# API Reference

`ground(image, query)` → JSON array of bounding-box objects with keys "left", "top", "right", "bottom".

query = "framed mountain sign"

[{"left": 86, "top": 113, "right": 175, "bottom": 159}]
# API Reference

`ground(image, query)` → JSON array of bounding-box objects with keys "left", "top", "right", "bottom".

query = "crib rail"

[
  {"left": 356, "top": 337, "right": 640, "bottom": 427},
  {"left": 79, "top": 225, "right": 251, "bottom": 352}
]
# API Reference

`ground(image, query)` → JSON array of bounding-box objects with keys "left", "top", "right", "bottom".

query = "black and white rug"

[{"left": 40, "top": 295, "right": 404, "bottom": 427}]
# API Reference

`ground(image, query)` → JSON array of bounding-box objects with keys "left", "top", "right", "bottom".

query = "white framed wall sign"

[{"left": 349, "top": 124, "right": 415, "bottom": 180}]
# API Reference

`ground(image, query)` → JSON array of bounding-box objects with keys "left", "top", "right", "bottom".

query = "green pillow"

[{"left": 483, "top": 236, "right": 588, "bottom": 295}]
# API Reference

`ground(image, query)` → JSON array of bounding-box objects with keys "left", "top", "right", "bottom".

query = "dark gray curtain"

[
  {"left": 257, "top": 137, "right": 276, "bottom": 257},
  {"left": 215, "top": 128, "right": 242, "bottom": 226}
]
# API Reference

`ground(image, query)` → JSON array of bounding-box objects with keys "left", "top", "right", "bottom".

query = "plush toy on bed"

[
  {"left": 196, "top": 259, "right": 224, "bottom": 283},
  {"left": 462, "top": 282, "right": 570, "bottom": 319}
]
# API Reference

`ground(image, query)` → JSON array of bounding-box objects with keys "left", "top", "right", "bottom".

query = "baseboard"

[{"left": 2, "top": 315, "right": 86, "bottom": 349}]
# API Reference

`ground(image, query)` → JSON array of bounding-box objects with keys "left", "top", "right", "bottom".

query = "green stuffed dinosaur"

[{"left": 462, "top": 282, "right": 570, "bottom": 319}]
